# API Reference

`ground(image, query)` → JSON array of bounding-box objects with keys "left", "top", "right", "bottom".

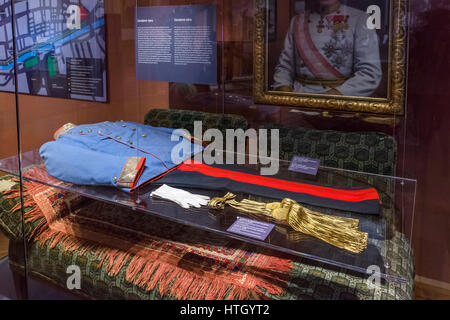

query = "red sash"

[
  {"left": 293, "top": 12, "right": 345, "bottom": 80},
  {"left": 155, "top": 161, "right": 382, "bottom": 215}
]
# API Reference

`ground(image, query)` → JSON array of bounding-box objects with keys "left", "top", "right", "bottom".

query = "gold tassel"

[{"left": 208, "top": 193, "right": 368, "bottom": 254}]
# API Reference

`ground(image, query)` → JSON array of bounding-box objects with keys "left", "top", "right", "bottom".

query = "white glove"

[{"left": 150, "top": 184, "right": 210, "bottom": 209}]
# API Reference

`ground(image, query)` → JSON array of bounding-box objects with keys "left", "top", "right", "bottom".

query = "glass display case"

[
  {"left": 0, "top": 0, "right": 429, "bottom": 301},
  {"left": 0, "top": 149, "right": 417, "bottom": 284}
]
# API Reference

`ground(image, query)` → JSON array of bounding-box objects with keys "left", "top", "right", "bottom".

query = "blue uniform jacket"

[{"left": 40, "top": 121, "right": 202, "bottom": 192}]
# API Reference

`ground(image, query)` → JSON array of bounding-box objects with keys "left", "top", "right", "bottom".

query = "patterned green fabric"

[
  {"left": 144, "top": 108, "right": 248, "bottom": 136},
  {"left": 0, "top": 173, "right": 413, "bottom": 300},
  {"left": 261, "top": 124, "right": 397, "bottom": 176},
  {"left": 8, "top": 227, "right": 413, "bottom": 300},
  {"left": 0, "top": 175, "right": 42, "bottom": 241},
  {"left": 284, "top": 233, "right": 414, "bottom": 300},
  {"left": 0, "top": 176, "right": 21, "bottom": 240}
]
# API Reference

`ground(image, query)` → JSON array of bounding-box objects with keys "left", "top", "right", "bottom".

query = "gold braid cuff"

[{"left": 208, "top": 193, "right": 368, "bottom": 254}]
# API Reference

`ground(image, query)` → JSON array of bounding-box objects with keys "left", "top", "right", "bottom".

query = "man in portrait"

[{"left": 273, "top": 0, "right": 382, "bottom": 97}]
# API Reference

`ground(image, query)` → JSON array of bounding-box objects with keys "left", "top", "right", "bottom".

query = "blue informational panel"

[
  {"left": 0, "top": 0, "right": 107, "bottom": 102},
  {"left": 135, "top": 5, "right": 217, "bottom": 85}
]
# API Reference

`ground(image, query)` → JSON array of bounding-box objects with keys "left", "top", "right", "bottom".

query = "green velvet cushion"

[
  {"left": 0, "top": 174, "right": 48, "bottom": 241},
  {"left": 0, "top": 175, "right": 23, "bottom": 240},
  {"left": 261, "top": 124, "right": 397, "bottom": 176},
  {"left": 144, "top": 108, "right": 248, "bottom": 136}
]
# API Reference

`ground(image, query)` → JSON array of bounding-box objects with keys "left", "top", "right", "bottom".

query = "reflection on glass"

[
  {"left": 0, "top": 149, "right": 416, "bottom": 283},
  {"left": 272, "top": 0, "right": 385, "bottom": 97}
]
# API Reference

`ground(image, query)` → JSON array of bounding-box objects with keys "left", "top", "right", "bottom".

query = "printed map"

[{"left": 0, "top": 0, "right": 107, "bottom": 101}]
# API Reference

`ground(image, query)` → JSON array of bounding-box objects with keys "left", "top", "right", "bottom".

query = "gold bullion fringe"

[{"left": 208, "top": 193, "right": 368, "bottom": 254}]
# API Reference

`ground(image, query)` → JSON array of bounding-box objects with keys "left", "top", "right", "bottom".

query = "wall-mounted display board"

[
  {"left": 0, "top": 0, "right": 107, "bottom": 102},
  {"left": 135, "top": 4, "right": 217, "bottom": 85}
]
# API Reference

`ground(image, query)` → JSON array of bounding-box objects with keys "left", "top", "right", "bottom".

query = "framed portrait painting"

[{"left": 253, "top": 0, "right": 409, "bottom": 115}]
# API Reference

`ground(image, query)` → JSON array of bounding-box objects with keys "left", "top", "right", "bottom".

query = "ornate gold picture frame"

[{"left": 253, "top": 0, "right": 408, "bottom": 115}]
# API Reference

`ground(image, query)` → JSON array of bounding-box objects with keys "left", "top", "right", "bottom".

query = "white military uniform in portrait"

[{"left": 273, "top": 4, "right": 382, "bottom": 97}]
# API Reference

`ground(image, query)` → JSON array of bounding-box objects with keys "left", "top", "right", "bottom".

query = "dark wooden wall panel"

[{"left": 402, "top": 0, "right": 450, "bottom": 284}]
